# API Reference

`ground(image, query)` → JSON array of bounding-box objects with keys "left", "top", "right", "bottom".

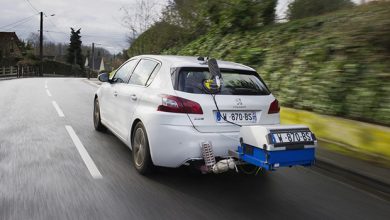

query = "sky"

[
  {"left": 0, "top": 0, "right": 168, "bottom": 54},
  {"left": 1, "top": 0, "right": 363, "bottom": 54}
]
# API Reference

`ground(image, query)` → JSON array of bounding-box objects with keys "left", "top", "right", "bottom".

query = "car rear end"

[{"left": 144, "top": 59, "right": 280, "bottom": 168}]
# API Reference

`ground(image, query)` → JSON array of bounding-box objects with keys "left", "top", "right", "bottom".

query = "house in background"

[
  {"left": 85, "top": 56, "right": 111, "bottom": 72},
  {"left": 0, "top": 32, "right": 23, "bottom": 66}
]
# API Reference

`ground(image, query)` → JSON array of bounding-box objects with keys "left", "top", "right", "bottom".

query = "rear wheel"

[
  {"left": 94, "top": 98, "right": 106, "bottom": 132},
  {"left": 132, "top": 122, "right": 154, "bottom": 175}
]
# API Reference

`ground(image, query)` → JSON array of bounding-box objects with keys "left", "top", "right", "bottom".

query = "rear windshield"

[{"left": 177, "top": 68, "right": 270, "bottom": 95}]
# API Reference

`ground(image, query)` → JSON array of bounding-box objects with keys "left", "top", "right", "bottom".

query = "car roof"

[{"left": 132, "top": 55, "right": 256, "bottom": 72}]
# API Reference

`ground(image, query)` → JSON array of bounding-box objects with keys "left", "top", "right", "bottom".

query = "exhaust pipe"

[{"left": 200, "top": 142, "right": 237, "bottom": 174}]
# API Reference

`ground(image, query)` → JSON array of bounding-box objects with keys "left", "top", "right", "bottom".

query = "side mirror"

[{"left": 97, "top": 73, "right": 109, "bottom": 82}]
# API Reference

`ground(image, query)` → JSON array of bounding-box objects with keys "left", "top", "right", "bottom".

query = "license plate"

[
  {"left": 215, "top": 111, "right": 257, "bottom": 123},
  {"left": 271, "top": 131, "right": 313, "bottom": 144}
]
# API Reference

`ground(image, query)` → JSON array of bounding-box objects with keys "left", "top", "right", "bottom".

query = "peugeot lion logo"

[
  {"left": 234, "top": 98, "right": 245, "bottom": 109},
  {"left": 236, "top": 98, "right": 243, "bottom": 106}
]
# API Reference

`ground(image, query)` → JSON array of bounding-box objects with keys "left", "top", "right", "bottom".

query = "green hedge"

[
  {"left": 43, "top": 60, "right": 84, "bottom": 76},
  {"left": 174, "top": 2, "right": 390, "bottom": 125}
]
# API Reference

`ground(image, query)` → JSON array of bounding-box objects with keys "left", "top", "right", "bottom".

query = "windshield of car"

[{"left": 177, "top": 68, "right": 270, "bottom": 95}]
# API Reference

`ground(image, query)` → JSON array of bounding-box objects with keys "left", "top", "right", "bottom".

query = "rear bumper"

[{"left": 146, "top": 124, "right": 239, "bottom": 168}]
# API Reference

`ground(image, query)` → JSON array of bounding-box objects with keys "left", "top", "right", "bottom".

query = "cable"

[
  {"left": 45, "top": 30, "right": 125, "bottom": 40},
  {"left": 44, "top": 30, "right": 68, "bottom": 35},
  {"left": 0, "top": 14, "right": 38, "bottom": 30},
  {"left": 44, "top": 32, "right": 56, "bottom": 43},
  {"left": 24, "top": 0, "right": 40, "bottom": 14},
  {"left": 4, "top": 17, "right": 35, "bottom": 31},
  {"left": 211, "top": 94, "right": 242, "bottom": 127},
  {"left": 237, "top": 163, "right": 258, "bottom": 175},
  {"left": 198, "top": 60, "right": 242, "bottom": 127},
  {"left": 45, "top": 17, "right": 61, "bottom": 31}
]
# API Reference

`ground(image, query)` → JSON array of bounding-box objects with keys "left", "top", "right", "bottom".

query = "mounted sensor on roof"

[{"left": 202, "top": 58, "right": 223, "bottom": 94}]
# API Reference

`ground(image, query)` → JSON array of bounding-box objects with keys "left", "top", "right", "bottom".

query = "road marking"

[
  {"left": 46, "top": 89, "right": 52, "bottom": 97},
  {"left": 84, "top": 80, "right": 99, "bottom": 88},
  {"left": 45, "top": 80, "right": 48, "bottom": 89},
  {"left": 65, "top": 125, "right": 103, "bottom": 179},
  {"left": 52, "top": 101, "right": 65, "bottom": 117}
]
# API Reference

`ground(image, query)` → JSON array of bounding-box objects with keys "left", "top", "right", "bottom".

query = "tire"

[
  {"left": 94, "top": 98, "right": 106, "bottom": 132},
  {"left": 132, "top": 122, "right": 154, "bottom": 175}
]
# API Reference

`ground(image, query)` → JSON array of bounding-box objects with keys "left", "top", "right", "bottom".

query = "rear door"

[{"left": 174, "top": 68, "right": 279, "bottom": 133}]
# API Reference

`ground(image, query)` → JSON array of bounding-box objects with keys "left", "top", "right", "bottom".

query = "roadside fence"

[{"left": 0, "top": 66, "right": 39, "bottom": 79}]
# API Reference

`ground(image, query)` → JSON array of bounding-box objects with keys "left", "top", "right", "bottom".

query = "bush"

[
  {"left": 176, "top": 2, "right": 390, "bottom": 125},
  {"left": 287, "top": 0, "right": 354, "bottom": 20},
  {"left": 43, "top": 60, "right": 84, "bottom": 76}
]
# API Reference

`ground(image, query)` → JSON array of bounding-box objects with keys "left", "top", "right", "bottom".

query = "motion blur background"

[
  {"left": 1, "top": 1, "right": 390, "bottom": 219},
  {"left": 1, "top": 0, "right": 389, "bottom": 166}
]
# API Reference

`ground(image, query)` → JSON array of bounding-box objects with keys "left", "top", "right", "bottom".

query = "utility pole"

[
  {"left": 39, "top": 12, "right": 43, "bottom": 77},
  {"left": 91, "top": 42, "right": 95, "bottom": 79}
]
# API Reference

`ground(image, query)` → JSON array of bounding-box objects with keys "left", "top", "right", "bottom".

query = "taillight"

[
  {"left": 157, "top": 95, "right": 203, "bottom": 114},
  {"left": 268, "top": 99, "right": 280, "bottom": 114}
]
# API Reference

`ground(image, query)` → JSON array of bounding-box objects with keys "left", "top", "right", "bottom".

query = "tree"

[
  {"left": 217, "top": 0, "right": 278, "bottom": 32},
  {"left": 121, "top": 0, "right": 160, "bottom": 44},
  {"left": 26, "top": 32, "right": 44, "bottom": 56},
  {"left": 66, "top": 28, "right": 84, "bottom": 69},
  {"left": 165, "top": 0, "right": 278, "bottom": 34},
  {"left": 287, "top": 0, "right": 354, "bottom": 20},
  {"left": 127, "top": 21, "right": 187, "bottom": 56},
  {"left": 126, "top": 0, "right": 278, "bottom": 55}
]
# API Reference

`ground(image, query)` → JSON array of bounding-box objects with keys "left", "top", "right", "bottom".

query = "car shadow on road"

[
  {"left": 146, "top": 165, "right": 292, "bottom": 217},
  {"left": 100, "top": 128, "right": 310, "bottom": 218}
]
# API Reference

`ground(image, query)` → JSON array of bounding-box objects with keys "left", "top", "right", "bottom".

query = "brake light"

[
  {"left": 157, "top": 95, "right": 203, "bottom": 114},
  {"left": 268, "top": 99, "right": 280, "bottom": 114}
]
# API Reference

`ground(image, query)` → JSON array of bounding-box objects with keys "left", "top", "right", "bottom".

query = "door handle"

[
  {"left": 114, "top": 91, "right": 118, "bottom": 97},
  {"left": 131, "top": 94, "right": 137, "bottom": 101}
]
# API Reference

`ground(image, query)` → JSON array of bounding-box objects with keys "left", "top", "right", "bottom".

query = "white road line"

[
  {"left": 84, "top": 80, "right": 99, "bottom": 88},
  {"left": 46, "top": 89, "right": 52, "bottom": 97},
  {"left": 45, "top": 80, "right": 48, "bottom": 89},
  {"left": 65, "top": 125, "right": 103, "bottom": 179},
  {"left": 52, "top": 101, "right": 65, "bottom": 117}
]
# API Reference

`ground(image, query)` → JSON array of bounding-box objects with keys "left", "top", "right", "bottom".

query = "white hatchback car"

[{"left": 94, "top": 55, "right": 280, "bottom": 174}]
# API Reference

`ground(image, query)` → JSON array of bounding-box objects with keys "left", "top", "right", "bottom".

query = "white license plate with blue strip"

[
  {"left": 215, "top": 111, "right": 257, "bottom": 123},
  {"left": 271, "top": 131, "right": 313, "bottom": 144}
]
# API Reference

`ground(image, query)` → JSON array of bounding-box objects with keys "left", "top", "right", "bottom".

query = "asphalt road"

[{"left": 0, "top": 78, "right": 389, "bottom": 220}]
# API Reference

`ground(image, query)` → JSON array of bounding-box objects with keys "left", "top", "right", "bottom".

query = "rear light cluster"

[
  {"left": 157, "top": 95, "right": 203, "bottom": 114},
  {"left": 268, "top": 99, "right": 280, "bottom": 114}
]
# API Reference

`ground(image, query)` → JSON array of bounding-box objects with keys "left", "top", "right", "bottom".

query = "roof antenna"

[{"left": 197, "top": 56, "right": 208, "bottom": 64}]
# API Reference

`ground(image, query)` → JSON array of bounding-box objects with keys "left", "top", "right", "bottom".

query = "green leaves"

[
  {"left": 178, "top": 2, "right": 390, "bottom": 125},
  {"left": 214, "top": 0, "right": 278, "bottom": 33},
  {"left": 127, "top": 0, "right": 278, "bottom": 56},
  {"left": 287, "top": 0, "right": 354, "bottom": 20}
]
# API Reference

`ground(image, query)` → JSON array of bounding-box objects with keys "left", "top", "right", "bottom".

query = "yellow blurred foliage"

[{"left": 281, "top": 107, "right": 390, "bottom": 159}]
